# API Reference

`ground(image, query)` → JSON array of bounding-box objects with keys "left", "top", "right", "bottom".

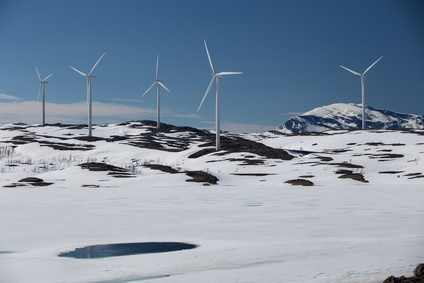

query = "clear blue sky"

[{"left": 0, "top": 0, "right": 423, "bottom": 132}]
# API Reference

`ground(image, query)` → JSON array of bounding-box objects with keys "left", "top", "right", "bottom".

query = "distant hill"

[{"left": 277, "top": 103, "right": 424, "bottom": 134}]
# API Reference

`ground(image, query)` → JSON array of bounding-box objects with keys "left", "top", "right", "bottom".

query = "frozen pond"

[{"left": 58, "top": 242, "right": 197, "bottom": 258}]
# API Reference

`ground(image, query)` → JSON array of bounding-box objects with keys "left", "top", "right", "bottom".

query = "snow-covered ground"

[{"left": 1, "top": 122, "right": 423, "bottom": 282}]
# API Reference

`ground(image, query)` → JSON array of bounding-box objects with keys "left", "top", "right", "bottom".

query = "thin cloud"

[
  {"left": 165, "top": 113, "right": 200, "bottom": 119},
  {"left": 198, "top": 120, "right": 275, "bottom": 133},
  {"left": 110, "top": 98, "right": 144, "bottom": 103},
  {"left": 221, "top": 122, "right": 275, "bottom": 133},
  {"left": 0, "top": 101, "right": 156, "bottom": 124},
  {"left": 0, "top": 93, "right": 20, "bottom": 100},
  {"left": 282, "top": 112, "right": 305, "bottom": 116}
]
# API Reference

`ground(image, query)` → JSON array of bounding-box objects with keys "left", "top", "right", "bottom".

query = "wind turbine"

[
  {"left": 35, "top": 66, "right": 53, "bottom": 126},
  {"left": 197, "top": 39, "right": 242, "bottom": 151},
  {"left": 70, "top": 53, "right": 105, "bottom": 137},
  {"left": 340, "top": 56, "right": 383, "bottom": 129},
  {"left": 142, "top": 55, "right": 171, "bottom": 129}
]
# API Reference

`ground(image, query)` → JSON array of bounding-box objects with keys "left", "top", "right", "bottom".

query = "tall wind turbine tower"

[
  {"left": 142, "top": 55, "right": 171, "bottom": 129},
  {"left": 197, "top": 39, "right": 242, "bottom": 151},
  {"left": 340, "top": 56, "right": 383, "bottom": 129},
  {"left": 71, "top": 53, "right": 105, "bottom": 137},
  {"left": 35, "top": 66, "right": 53, "bottom": 126}
]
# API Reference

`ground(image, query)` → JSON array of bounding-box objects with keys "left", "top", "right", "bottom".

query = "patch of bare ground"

[
  {"left": 79, "top": 162, "right": 136, "bottom": 178},
  {"left": 232, "top": 173, "right": 276, "bottom": 176},
  {"left": 7, "top": 135, "right": 96, "bottom": 151},
  {"left": 379, "top": 171, "right": 405, "bottom": 174},
  {"left": 3, "top": 183, "right": 27, "bottom": 188},
  {"left": 325, "top": 148, "right": 352, "bottom": 153},
  {"left": 185, "top": 171, "right": 218, "bottom": 185},
  {"left": 338, "top": 173, "right": 369, "bottom": 183},
  {"left": 189, "top": 148, "right": 216, "bottom": 159},
  {"left": 15, "top": 177, "right": 53, "bottom": 187},
  {"left": 369, "top": 153, "right": 404, "bottom": 159},
  {"left": 409, "top": 175, "right": 424, "bottom": 179},
  {"left": 298, "top": 175, "right": 314, "bottom": 178},
  {"left": 189, "top": 137, "right": 293, "bottom": 161},
  {"left": 224, "top": 158, "right": 265, "bottom": 165},
  {"left": 143, "top": 164, "right": 180, "bottom": 174},
  {"left": 142, "top": 163, "right": 218, "bottom": 185},
  {"left": 335, "top": 169, "right": 353, "bottom": 175},
  {"left": 384, "top": 263, "right": 424, "bottom": 283},
  {"left": 314, "top": 156, "right": 333, "bottom": 162},
  {"left": 404, "top": 173, "right": 422, "bottom": 177},
  {"left": 331, "top": 162, "right": 364, "bottom": 169},
  {"left": 81, "top": 184, "right": 100, "bottom": 188},
  {"left": 285, "top": 179, "right": 314, "bottom": 186}
]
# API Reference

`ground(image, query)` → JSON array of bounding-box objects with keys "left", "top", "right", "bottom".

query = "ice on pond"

[{"left": 58, "top": 242, "right": 198, "bottom": 259}]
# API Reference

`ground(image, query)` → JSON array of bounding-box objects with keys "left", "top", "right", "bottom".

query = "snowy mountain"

[
  {"left": 277, "top": 103, "right": 424, "bottom": 134},
  {"left": 1, "top": 121, "right": 423, "bottom": 283}
]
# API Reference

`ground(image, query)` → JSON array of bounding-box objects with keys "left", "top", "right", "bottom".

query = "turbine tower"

[
  {"left": 71, "top": 53, "right": 105, "bottom": 137},
  {"left": 340, "top": 56, "right": 383, "bottom": 129},
  {"left": 142, "top": 55, "right": 171, "bottom": 129},
  {"left": 35, "top": 66, "right": 53, "bottom": 126},
  {"left": 197, "top": 39, "right": 242, "bottom": 151}
]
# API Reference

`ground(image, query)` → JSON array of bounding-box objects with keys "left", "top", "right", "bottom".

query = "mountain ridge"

[{"left": 277, "top": 103, "right": 424, "bottom": 134}]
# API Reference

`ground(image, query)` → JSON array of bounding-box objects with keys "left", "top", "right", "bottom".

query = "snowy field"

[{"left": 0, "top": 122, "right": 423, "bottom": 282}]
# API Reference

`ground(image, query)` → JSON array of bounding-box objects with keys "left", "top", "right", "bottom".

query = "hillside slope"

[{"left": 277, "top": 103, "right": 424, "bottom": 134}]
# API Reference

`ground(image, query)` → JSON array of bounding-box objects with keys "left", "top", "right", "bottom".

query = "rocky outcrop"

[{"left": 384, "top": 264, "right": 424, "bottom": 283}]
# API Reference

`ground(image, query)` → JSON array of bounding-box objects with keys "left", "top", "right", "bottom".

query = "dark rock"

[
  {"left": 338, "top": 173, "right": 369, "bottom": 183},
  {"left": 3, "top": 183, "right": 27, "bottom": 188},
  {"left": 285, "top": 179, "right": 314, "bottom": 186},
  {"left": 383, "top": 264, "right": 424, "bottom": 283},
  {"left": 189, "top": 137, "right": 293, "bottom": 161},
  {"left": 188, "top": 148, "right": 216, "bottom": 159},
  {"left": 17, "top": 177, "right": 52, "bottom": 187},
  {"left": 315, "top": 156, "right": 333, "bottom": 162},
  {"left": 186, "top": 171, "right": 218, "bottom": 185},
  {"left": 79, "top": 162, "right": 136, "bottom": 178},
  {"left": 79, "top": 162, "right": 128, "bottom": 172},
  {"left": 335, "top": 169, "right": 353, "bottom": 175},
  {"left": 143, "top": 164, "right": 180, "bottom": 174},
  {"left": 19, "top": 177, "right": 43, "bottom": 183},
  {"left": 414, "top": 264, "right": 424, "bottom": 277}
]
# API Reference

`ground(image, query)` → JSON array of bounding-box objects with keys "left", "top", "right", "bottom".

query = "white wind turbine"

[
  {"left": 340, "top": 56, "right": 383, "bottom": 130},
  {"left": 142, "top": 55, "right": 171, "bottom": 129},
  {"left": 197, "top": 39, "right": 242, "bottom": 151},
  {"left": 70, "top": 53, "right": 105, "bottom": 137},
  {"left": 35, "top": 66, "right": 53, "bottom": 126}
]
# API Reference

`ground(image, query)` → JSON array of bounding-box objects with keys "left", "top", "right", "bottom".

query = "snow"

[
  {"left": 277, "top": 103, "right": 424, "bottom": 134},
  {"left": 1, "top": 123, "right": 423, "bottom": 282}
]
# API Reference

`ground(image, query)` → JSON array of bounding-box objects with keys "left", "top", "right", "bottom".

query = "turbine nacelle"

[
  {"left": 141, "top": 55, "right": 171, "bottom": 129},
  {"left": 198, "top": 39, "right": 242, "bottom": 151},
  {"left": 340, "top": 56, "right": 383, "bottom": 130},
  {"left": 70, "top": 53, "right": 105, "bottom": 137}
]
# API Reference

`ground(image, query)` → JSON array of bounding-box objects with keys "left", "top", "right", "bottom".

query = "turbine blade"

[
  {"left": 71, "top": 66, "right": 87, "bottom": 77},
  {"left": 197, "top": 76, "right": 215, "bottom": 112},
  {"left": 43, "top": 73, "right": 54, "bottom": 82},
  {"left": 35, "top": 66, "right": 42, "bottom": 81},
  {"left": 37, "top": 84, "right": 42, "bottom": 102},
  {"left": 156, "top": 55, "right": 159, "bottom": 81},
  {"left": 340, "top": 65, "right": 361, "bottom": 76},
  {"left": 158, "top": 81, "right": 171, "bottom": 93},
  {"left": 204, "top": 39, "right": 216, "bottom": 74},
  {"left": 216, "top": 71, "right": 243, "bottom": 76},
  {"left": 363, "top": 56, "right": 383, "bottom": 75},
  {"left": 142, "top": 82, "right": 157, "bottom": 97},
  {"left": 88, "top": 52, "right": 106, "bottom": 76}
]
